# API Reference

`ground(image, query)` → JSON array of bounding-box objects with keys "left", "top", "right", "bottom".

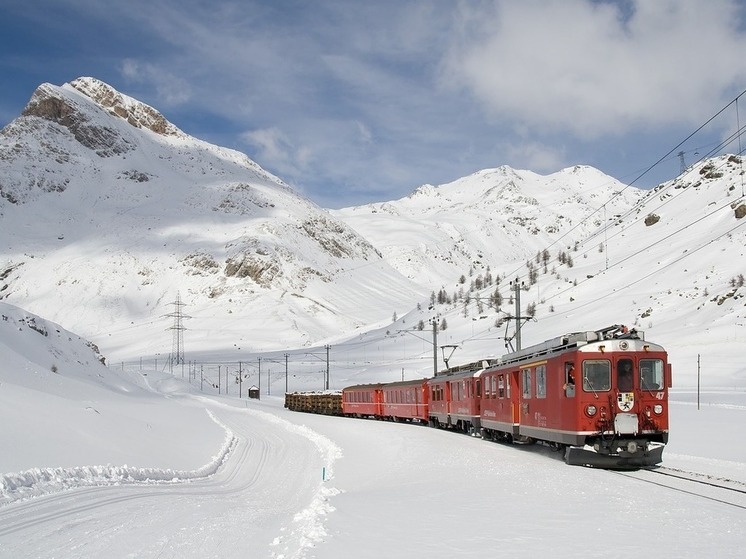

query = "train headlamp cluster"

[
  {"left": 585, "top": 405, "right": 597, "bottom": 417},
  {"left": 654, "top": 404, "right": 663, "bottom": 415}
]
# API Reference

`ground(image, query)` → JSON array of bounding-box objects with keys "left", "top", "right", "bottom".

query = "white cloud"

[
  {"left": 442, "top": 0, "right": 746, "bottom": 139},
  {"left": 240, "top": 127, "right": 300, "bottom": 174},
  {"left": 503, "top": 140, "right": 567, "bottom": 174},
  {"left": 120, "top": 59, "right": 191, "bottom": 106}
]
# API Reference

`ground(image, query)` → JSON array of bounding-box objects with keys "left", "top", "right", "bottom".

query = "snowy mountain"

[
  {"left": 0, "top": 78, "right": 422, "bottom": 358},
  {"left": 332, "top": 164, "right": 643, "bottom": 286},
  {"left": 1, "top": 78, "right": 745, "bottom": 390}
]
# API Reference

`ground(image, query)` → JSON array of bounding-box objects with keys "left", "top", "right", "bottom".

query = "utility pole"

[
  {"left": 432, "top": 318, "right": 438, "bottom": 377},
  {"left": 678, "top": 151, "right": 686, "bottom": 174},
  {"left": 258, "top": 357, "right": 262, "bottom": 400},
  {"left": 325, "top": 345, "right": 330, "bottom": 390},
  {"left": 239, "top": 361, "right": 242, "bottom": 398},
  {"left": 505, "top": 278, "right": 526, "bottom": 352},
  {"left": 285, "top": 353, "right": 289, "bottom": 394}
]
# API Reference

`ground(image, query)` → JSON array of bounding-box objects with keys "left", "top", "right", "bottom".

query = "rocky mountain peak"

[
  {"left": 20, "top": 81, "right": 134, "bottom": 157},
  {"left": 68, "top": 77, "right": 180, "bottom": 137}
]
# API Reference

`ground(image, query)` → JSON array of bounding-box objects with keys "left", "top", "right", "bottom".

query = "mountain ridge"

[{"left": 1, "top": 77, "right": 744, "bottom": 376}]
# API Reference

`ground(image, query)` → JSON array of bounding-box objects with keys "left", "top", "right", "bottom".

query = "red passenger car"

[
  {"left": 427, "top": 361, "right": 490, "bottom": 434},
  {"left": 380, "top": 378, "right": 429, "bottom": 422},
  {"left": 480, "top": 325, "right": 670, "bottom": 467},
  {"left": 342, "top": 383, "right": 384, "bottom": 418}
]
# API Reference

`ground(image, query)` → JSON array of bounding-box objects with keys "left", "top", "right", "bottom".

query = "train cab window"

[
  {"left": 617, "top": 359, "right": 634, "bottom": 392},
  {"left": 582, "top": 360, "right": 611, "bottom": 392},
  {"left": 640, "top": 359, "right": 664, "bottom": 391},
  {"left": 564, "top": 362, "right": 576, "bottom": 397},
  {"left": 522, "top": 368, "right": 532, "bottom": 399},
  {"left": 536, "top": 364, "right": 547, "bottom": 399}
]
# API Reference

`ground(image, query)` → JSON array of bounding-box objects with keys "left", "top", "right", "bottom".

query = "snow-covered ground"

[{"left": 1, "top": 350, "right": 744, "bottom": 558}]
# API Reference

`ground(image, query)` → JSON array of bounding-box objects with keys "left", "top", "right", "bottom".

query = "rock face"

[
  {"left": 68, "top": 77, "right": 180, "bottom": 136},
  {"left": 21, "top": 81, "right": 133, "bottom": 157}
]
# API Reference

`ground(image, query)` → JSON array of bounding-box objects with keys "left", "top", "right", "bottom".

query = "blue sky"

[{"left": 2, "top": 0, "right": 746, "bottom": 208}]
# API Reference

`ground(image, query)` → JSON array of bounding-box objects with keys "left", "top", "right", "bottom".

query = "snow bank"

[{"left": 0, "top": 409, "right": 236, "bottom": 506}]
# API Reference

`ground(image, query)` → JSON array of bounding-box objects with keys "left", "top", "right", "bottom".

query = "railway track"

[{"left": 612, "top": 466, "right": 746, "bottom": 510}]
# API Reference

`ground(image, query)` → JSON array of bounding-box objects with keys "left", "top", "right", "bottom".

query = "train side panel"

[
  {"left": 342, "top": 384, "right": 384, "bottom": 417},
  {"left": 427, "top": 369, "right": 483, "bottom": 433},
  {"left": 381, "top": 378, "right": 429, "bottom": 422}
]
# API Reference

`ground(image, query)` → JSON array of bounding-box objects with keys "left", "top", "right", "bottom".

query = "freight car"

[{"left": 285, "top": 325, "right": 671, "bottom": 469}]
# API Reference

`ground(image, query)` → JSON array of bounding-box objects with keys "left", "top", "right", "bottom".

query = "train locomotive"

[{"left": 286, "top": 324, "right": 671, "bottom": 469}]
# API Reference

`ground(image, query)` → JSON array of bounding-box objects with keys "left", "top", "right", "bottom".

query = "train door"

[
  {"left": 511, "top": 369, "right": 521, "bottom": 427},
  {"left": 557, "top": 360, "right": 576, "bottom": 437}
]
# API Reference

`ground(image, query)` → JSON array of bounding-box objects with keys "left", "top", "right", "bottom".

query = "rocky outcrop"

[
  {"left": 68, "top": 77, "right": 180, "bottom": 137},
  {"left": 21, "top": 83, "right": 134, "bottom": 157}
]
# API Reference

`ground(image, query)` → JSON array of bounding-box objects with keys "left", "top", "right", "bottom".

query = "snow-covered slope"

[
  {"left": 0, "top": 78, "right": 422, "bottom": 359},
  {"left": 0, "top": 301, "right": 228, "bottom": 477},
  {"left": 328, "top": 155, "right": 746, "bottom": 389}
]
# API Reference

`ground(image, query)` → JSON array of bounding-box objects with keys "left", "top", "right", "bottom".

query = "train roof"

[
  {"left": 495, "top": 324, "right": 660, "bottom": 366},
  {"left": 433, "top": 359, "right": 493, "bottom": 379}
]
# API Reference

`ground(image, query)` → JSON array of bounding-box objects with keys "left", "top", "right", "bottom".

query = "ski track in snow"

[{"left": 193, "top": 397, "right": 344, "bottom": 559}]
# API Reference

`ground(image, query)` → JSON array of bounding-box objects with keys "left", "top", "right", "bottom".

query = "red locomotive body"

[
  {"left": 380, "top": 378, "right": 429, "bottom": 422},
  {"left": 480, "top": 325, "right": 670, "bottom": 467},
  {"left": 342, "top": 383, "right": 384, "bottom": 417},
  {"left": 427, "top": 362, "right": 489, "bottom": 434}
]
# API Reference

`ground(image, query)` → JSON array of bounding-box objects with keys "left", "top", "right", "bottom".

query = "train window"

[
  {"left": 498, "top": 375, "right": 504, "bottom": 398},
  {"left": 582, "top": 360, "right": 611, "bottom": 392},
  {"left": 522, "top": 368, "right": 532, "bottom": 399},
  {"left": 640, "top": 359, "right": 664, "bottom": 391},
  {"left": 536, "top": 364, "right": 547, "bottom": 398},
  {"left": 617, "top": 359, "right": 634, "bottom": 392}
]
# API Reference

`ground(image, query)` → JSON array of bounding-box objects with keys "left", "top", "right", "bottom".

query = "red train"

[{"left": 294, "top": 325, "right": 671, "bottom": 469}]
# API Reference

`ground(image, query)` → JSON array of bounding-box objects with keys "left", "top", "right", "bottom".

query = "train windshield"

[
  {"left": 640, "top": 359, "right": 665, "bottom": 391},
  {"left": 582, "top": 360, "right": 611, "bottom": 392}
]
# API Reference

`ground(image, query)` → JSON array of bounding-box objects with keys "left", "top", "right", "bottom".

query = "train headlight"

[
  {"left": 654, "top": 404, "right": 663, "bottom": 415},
  {"left": 627, "top": 441, "right": 638, "bottom": 453},
  {"left": 586, "top": 405, "right": 597, "bottom": 417}
]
